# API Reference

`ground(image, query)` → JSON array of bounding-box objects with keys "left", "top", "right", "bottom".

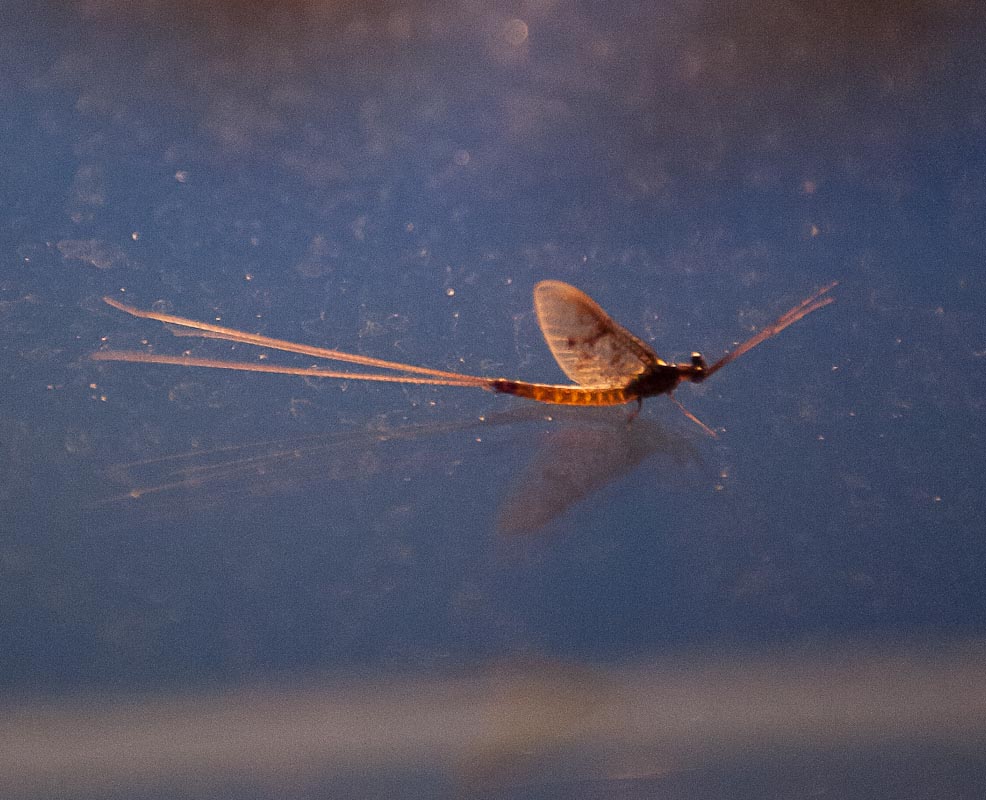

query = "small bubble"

[
  {"left": 174, "top": 170, "right": 189, "bottom": 183},
  {"left": 446, "top": 288, "right": 455, "bottom": 297},
  {"left": 503, "top": 18, "right": 529, "bottom": 45}
]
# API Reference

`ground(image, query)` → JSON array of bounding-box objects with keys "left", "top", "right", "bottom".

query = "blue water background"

[{"left": 1, "top": 1, "right": 985, "bottom": 795}]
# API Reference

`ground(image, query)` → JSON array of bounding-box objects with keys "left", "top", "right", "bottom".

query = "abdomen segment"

[{"left": 490, "top": 379, "right": 633, "bottom": 406}]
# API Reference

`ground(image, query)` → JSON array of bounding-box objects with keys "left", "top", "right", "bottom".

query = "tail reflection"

[
  {"left": 95, "top": 407, "right": 707, "bottom": 531},
  {"left": 95, "top": 407, "right": 546, "bottom": 516}
]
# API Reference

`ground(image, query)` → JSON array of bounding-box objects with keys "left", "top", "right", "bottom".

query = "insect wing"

[{"left": 533, "top": 281, "right": 663, "bottom": 387}]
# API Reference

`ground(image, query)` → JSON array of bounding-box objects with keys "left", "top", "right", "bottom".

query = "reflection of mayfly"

[{"left": 92, "top": 280, "right": 836, "bottom": 434}]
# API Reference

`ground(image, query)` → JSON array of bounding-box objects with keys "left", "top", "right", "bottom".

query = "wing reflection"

[
  {"left": 95, "top": 408, "right": 708, "bottom": 531},
  {"left": 497, "top": 413, "right": 705, "bottom": 534}
]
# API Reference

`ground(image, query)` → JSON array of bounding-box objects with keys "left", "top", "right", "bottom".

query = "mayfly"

[{"left": 92, "top": 280, "right": 837, "bottom": 435}]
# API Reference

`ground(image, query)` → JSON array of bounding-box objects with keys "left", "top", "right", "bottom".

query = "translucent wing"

[{"left": 533, "top": 281, "right": 663, "bottom": 387}]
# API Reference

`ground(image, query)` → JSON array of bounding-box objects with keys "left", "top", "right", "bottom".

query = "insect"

[{"left": 92, "top": 280, "right": 836, "bottom": 435}]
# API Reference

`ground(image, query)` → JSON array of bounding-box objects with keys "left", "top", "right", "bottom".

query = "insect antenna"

[{"left": 705, "top": 281, "right": 837, "bottom": 377}]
